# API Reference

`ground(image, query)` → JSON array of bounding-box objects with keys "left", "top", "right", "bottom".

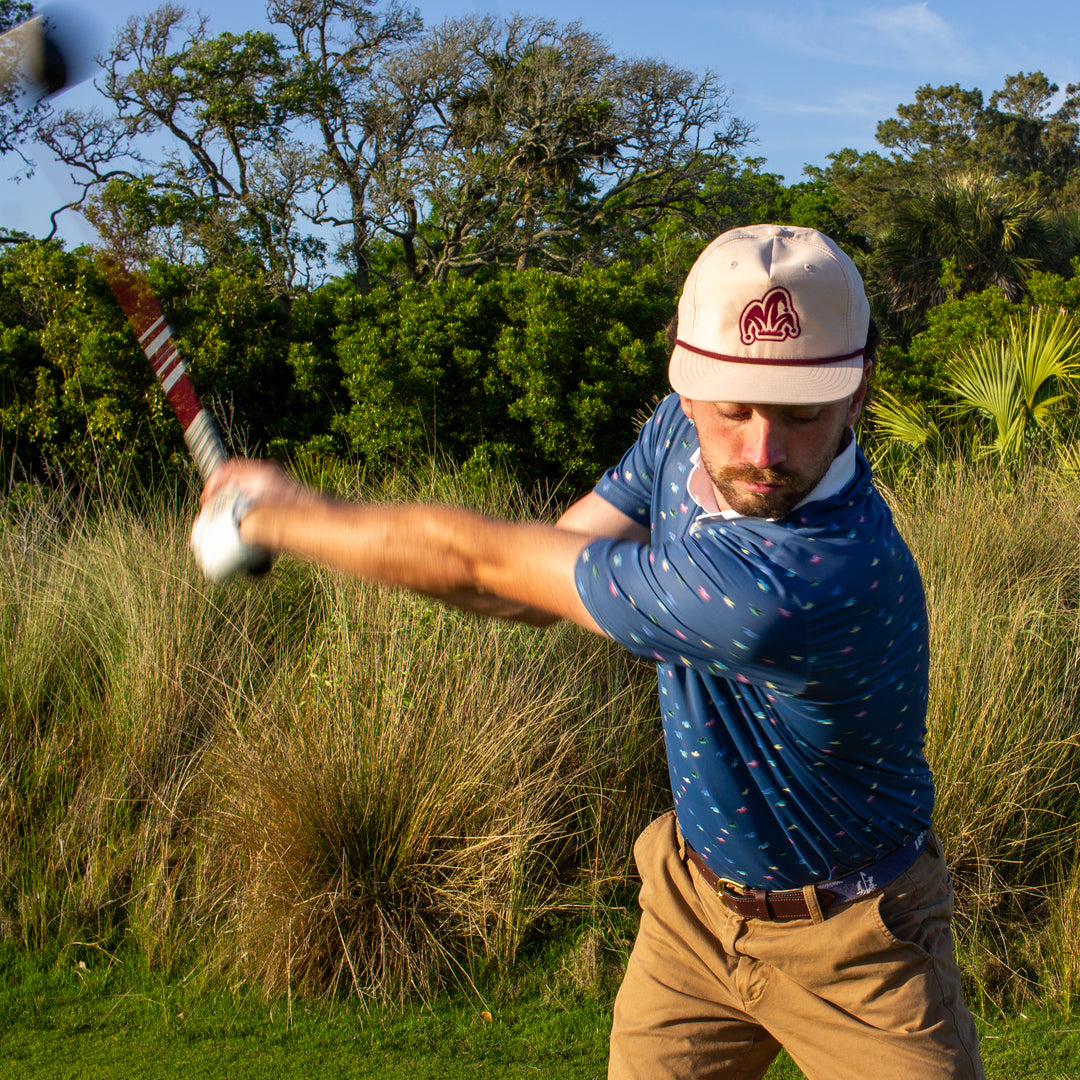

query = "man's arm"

[
  {"left": 199, "top": 461, "right": 646, "bottom": 633},
  {"left": 555, "top": 491, "right": 651, "bottom": 541},
  {"left": 430, "top": 491, "right": 651, "bottom": 624}
]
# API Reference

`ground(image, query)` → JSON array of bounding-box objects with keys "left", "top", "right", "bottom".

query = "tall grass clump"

[
  {"left": 881, "top": 458, "right": 1080, "bottom": 1006},
  {"left": 0, "top": 465, "right": 665, "bottom": 1000},
  {"left": 201, "top": 578, "right": 661, "bottom": 1000},
  {"left": 0, "top": 482, "right": 288, "bottom": 965}
]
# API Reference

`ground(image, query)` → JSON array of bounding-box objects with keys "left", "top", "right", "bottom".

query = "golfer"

[{"left": 192, "top": 224, "right": 984, "bottom": 1079}]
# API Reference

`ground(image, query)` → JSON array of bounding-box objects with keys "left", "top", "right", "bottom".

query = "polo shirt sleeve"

[
  {"left": 590, "top": 394, "right": 685, "bottom": 527},
  {"left": 575, "top": 530, "right": 811, "bottom": 693}
]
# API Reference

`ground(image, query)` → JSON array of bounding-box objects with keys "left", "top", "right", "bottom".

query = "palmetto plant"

[
  {"left": 870, "top": 310, "right": 1080, "bottom": 466},
  {"left": 942, "top": 309, "right": 1080, "bottom": 461},
  {"left": 864, "top": 388, "right": 944, "bottom": 480},
  {"left": 868, "top": 389, "right": 941, "bottom": 450},
  {"left": 876, "top": 172, "right": 1055, "bottom": 317}
]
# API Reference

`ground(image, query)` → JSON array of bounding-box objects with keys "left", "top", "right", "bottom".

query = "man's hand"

[
  {"left": 191, "top": 459, "right": 303, "bottom": 582},
  {"left": 190, "top": 487, "right": 270, "bottom": 582},
  {"left": 200, "top": 458, "right": 305, "bottom": 513}
]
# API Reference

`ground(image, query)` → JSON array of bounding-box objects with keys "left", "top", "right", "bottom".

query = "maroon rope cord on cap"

[{"left": 674, "top": 338, "right": 865, "bottom": 366}]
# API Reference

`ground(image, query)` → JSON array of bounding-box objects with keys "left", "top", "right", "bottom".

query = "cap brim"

[{"left": 669, "top": 344, "right": 865, "bottom": 405}]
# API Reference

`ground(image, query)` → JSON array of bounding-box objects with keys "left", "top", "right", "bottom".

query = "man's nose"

[{"left": 741, "top": 414, "right": 787, "bottom": 470}]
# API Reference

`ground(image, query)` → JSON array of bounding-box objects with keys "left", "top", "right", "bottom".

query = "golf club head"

[{"left": 1, "top": 3, "right": 99, "bottom": 99}]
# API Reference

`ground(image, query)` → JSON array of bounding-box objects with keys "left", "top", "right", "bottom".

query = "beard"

[
  {"left": 710, "top": 465, "right": 821, "bottom": 519},
  {"left": 684, "top": 400, "right": 853, "bottom": 520}
]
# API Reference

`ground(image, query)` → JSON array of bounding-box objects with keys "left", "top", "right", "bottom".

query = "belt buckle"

[{"left": 718, "top": 877, "right": 749, "bottom": 894}]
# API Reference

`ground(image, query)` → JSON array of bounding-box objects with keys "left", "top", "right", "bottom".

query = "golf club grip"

[
  {"left": 102, "top": 262, "right": 227, "bottom": 481},
  {"left": 106, "top": 264, "right": 273, "bottom": 576},
  {"left": 138, "top": 313, "right": 227, "bottom": 480}
]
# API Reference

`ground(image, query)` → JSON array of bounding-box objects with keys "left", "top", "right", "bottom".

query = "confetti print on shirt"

[{"left": 575, "top": 393, "right": 933, "bottom": 890}]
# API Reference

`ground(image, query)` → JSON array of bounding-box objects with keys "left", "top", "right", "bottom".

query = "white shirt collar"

[{"left": 686, "top": 430, "right": 857, "bottom": 521}]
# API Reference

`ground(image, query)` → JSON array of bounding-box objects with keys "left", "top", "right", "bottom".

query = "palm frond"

[
  {"left": 942, "top": 338, "right": 1020, "bottom": 451},
  {"left": 867, "top": 389, "right": 940, "bottom": 448},
  {"left": 1012, "top": 309, "right": 1080, "bottom": 424}
]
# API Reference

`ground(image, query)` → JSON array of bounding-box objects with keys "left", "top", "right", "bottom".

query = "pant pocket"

[
  {"left": 870, "top": 839, "right": 955, "bottom": 965},
  {"left": 632, "top": 810, "right": 678, "bottom": 874}
]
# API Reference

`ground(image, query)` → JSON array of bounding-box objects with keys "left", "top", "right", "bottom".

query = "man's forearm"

[
  {"left": 423, "top": 588, "right": 560, "bottom": 626},
  {"left": 195, "top": 461, "right": 641, "bottom": 632},
  {"left": 239, "top": 495, "right": 599, "bottom": 631}
]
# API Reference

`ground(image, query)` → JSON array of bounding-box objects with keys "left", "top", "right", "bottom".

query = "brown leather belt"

[
  {"left": 685, "top": 830, "right": 930, "bottom": 921},
  {"left": 686, "top": 846, "right": 830, "bottom": 920}
]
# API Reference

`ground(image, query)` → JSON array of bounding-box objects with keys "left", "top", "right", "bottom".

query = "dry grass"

[
  {"left": 0, "top": 471, "right": 663, "bottom": 1000},
  {"left": 2, "top": 457, "right": 1079, "bottom": 1008},
  {"left": 199, "top": 574, "right": 660, "bottom": 1000},
  {"left": 882, "top": 459, "right": 1080, "bottom": 1004}
]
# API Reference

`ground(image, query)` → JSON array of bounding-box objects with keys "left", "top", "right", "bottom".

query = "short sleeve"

[{"left": 575, "top": 531, "right": 810, "bottom": 693}]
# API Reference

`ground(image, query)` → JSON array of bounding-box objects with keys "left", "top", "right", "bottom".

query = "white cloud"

[
  {"left": 734, "top": 2, "right": 983, "bottom": 78},
  {"left": 748, "top": 87, "right": 898, "bottom": 121},
  {"left": 850, "top": 3, "right": 977, "bottom": 70},
  {"left": 854, "top": 2, "right": 952, "bottom": 42}
]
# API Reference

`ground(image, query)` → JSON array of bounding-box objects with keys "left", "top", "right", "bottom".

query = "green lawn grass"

[{"left": 2, "top": 945, "right": 1077, "bottom": 1080}]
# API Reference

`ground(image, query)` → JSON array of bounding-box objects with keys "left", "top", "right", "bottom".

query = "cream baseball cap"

[{"left": 668, "top": 224, "right": 870, "bottom": 405}]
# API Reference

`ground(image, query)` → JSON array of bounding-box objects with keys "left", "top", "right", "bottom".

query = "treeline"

[
  {"left": 2, "top": 1, "right": 1080, "bottom": 488},
  {"left": 6, "top": 0, "right": 758, "bottom": 291},
  {"left": 0, "top": 245, "right": 676, "bottom": 487}
]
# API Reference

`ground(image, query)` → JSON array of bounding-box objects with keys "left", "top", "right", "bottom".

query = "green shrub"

[
  {"left": 0, "top": 244, "right": 356, "bottom": 487},
  {"left": 0, "top": 241, "right": 157, "bottom": 484},
  {"left": 900, "top": 286, "right": 1021, "bottom": 402},
  {"left": 335, "top": 263, "right": 673, "bottom": 488},
  {"left": 1, "top": 243, "right": 672, "bottom": 491}
]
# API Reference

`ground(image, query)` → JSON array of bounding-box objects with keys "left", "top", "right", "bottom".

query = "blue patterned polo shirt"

[{"left": 573, "top": 393, "right": 933, "bottom": 889}]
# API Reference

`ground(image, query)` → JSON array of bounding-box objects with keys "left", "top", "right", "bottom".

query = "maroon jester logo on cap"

[{"left": 740, "top": 287, "right": 801, "bottom": 346}]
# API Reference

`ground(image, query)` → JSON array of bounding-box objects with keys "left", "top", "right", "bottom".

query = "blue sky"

[{"left": 4, "top": 0, "right": 1079, "bottom": 243}]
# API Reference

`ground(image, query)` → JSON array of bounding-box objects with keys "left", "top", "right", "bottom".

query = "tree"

[
  {"left": 816, "top": 73, "right": 1080, "bottom": 334},
  {"left": 862, "top": 73, "right": 1080, "bottom": 205},
  {"left": 37, "top": 5, "right": 327, "bottom": 290},
  {"left": 982, "top": 72, "right": 1080, "bottom": 199},
  {"left": 36, "top": 4, "right": 754, "bottom": 288},
  {"left": 386, "top": 14, "right": 753, "bottom": 281},
  {"left": 265, "top": 0, "right": 424, "bottom": 293},
  {"left": 875, "top": 83, "right": 986, "bottom": 168}
]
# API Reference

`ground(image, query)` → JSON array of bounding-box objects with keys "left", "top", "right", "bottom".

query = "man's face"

[{"left": 679, "top": 368, "right": 869, "bottom": 519}]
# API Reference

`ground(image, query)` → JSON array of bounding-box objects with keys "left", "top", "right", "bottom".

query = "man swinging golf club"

[{"left": 192, "top": 224, "right": 984, "bottom": 1080}]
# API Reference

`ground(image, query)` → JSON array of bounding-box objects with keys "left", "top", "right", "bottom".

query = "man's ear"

[
  {"left": 679, "top": 395, "right": 694, "bottom": 421},
  {"left": 846, "top": 363, "right": 873, "bottom": 425}
]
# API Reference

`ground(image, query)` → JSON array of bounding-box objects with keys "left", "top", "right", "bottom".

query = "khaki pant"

[{"left": 609, "top": 812, "right": 984, "bottom": 1080}]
